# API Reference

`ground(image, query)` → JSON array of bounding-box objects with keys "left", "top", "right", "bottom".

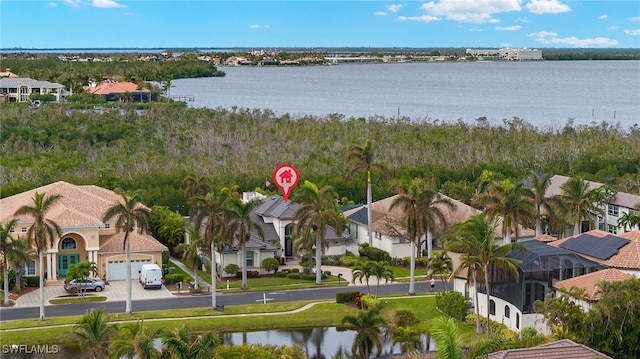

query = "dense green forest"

[{"left": 2, "top": 103, "right": 639, "bottom": 214}]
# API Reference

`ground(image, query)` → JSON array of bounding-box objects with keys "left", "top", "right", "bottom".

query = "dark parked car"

[{"left": 64, "top": 278, "right": 106, "bottom": 293}]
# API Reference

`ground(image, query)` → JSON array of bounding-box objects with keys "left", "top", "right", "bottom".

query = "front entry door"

[{"left": 58, "top": 254, "right": 80, "bottom": 275}]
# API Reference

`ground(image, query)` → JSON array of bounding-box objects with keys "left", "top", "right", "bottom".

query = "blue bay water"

[{"left": 172, "top": 61, "right": 640, "bottom": 128}]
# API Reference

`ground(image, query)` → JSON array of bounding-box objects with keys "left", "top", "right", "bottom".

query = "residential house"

[
  {"left": 545, "top": 175, "right": 640, "bottom": 235},
  {"left": 0, "top": 181, "right": 168, "bottom": 282},
  {"left": 0, "top": 77, "right": 69, "bottom": 103},
  {"left": 553, "top": 268, "right": 632, "bottom": 311},
  {"left": 343, "top": 194, "right": 535, "bottom": 259},
  {"left": 487, "top": 339, "right": 612, "bottom": 359},
  {"left": 83, "top": 80, "right": 154, "bottom": 102}
]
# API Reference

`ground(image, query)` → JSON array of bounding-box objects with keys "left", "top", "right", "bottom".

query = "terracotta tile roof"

[
  {"left": 83, "top": 81, "right": 149, "bottom": 95},
  {"left": 549, "top": 229, "right": 640, "bottom": 270},
  {"left": 99, "top": 232, "right": 167, "bottom": 253},
  {"left": 554, "top": 268, "right": 632, "bottom": 300},
  {"left": 488, "top": 339, "right": 612, "bottom": 359},
  {"left": 534, "top": 234, "right": 557, "bottom": 242}
]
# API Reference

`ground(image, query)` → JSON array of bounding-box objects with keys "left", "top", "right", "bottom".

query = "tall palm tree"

[
  {"left": 111, "top": 320, "right": 160, "bottom": 359},
  {"left": 292, "top": 181, "right": 345, "bottom": 285},
  {"left": 430, "top": 316, "right": 462, "bottom": 359},
  {"left": 390, "top": 178, "right": 453, "bottom": 295},
  {"left": 183, "top": 175, "right": 211, "bottom": 215},
  {"left": 190, "top": 190, "right": 231, "bottom": 310},
  {"left": 392, "top": 326, "right": 421, "bottom": 353},
  {"left": 102, "top": 188, "right": 151, "bottom": 315},
  {"left": 14, "top": 192, "right": 63, "bottom": 321},
  {"left": 473, "top": 179, "right": 535, "bottom": 244},
  {"left": 292, "top": 230, "right": 316, "bottom": 274},
  {"left": 351, "top": 260, "right": 375, "bottom": 295},
  {"left": 427, "top": 250, "right": 453, "bottom": 292},
  {"left": 1, "top": 219, "right": 19, "bottom": 305},
  {"left": 446, "top": 215, "right": 523, "bottom": 337},
  {"left": 341, "top": 307, "right": 387, "bottom": 359},
  {"left": 559, "top": 176, "right": 604, "bottom": 235},
  {"left": 178, "top": 224, "right": 204, "bottom": 290},
  {"left": 346, "top": 139, "right": 387, "bottom": 247},
  {"left": 617, "top": 211, "right": 640, "bottom": 232},
  {"left": 161, "top": 323, "right": 220, "bottom": 359},
  {"left": 226, "top": 196, "right": 264, "bottom": 290},
  {"left": 73, "top": 308, "right": 116, "bottom": 359},
  {"left": 529, "top": 171, "right": 552, "bottom": 237}
]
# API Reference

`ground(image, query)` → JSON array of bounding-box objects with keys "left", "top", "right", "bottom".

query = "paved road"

[{"left": 0, "top": 281, "right": 450, "bottom": 322}]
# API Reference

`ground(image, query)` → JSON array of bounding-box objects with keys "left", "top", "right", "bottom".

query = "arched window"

[
  {"left": 504, "top": 305, "right": 511, "bottom": 318},
  {"left": 489, "top": 299, "right": 496, "bottom": 315},
  {"left": 61, "top": 237, "right": 76, "bottom": 250}
]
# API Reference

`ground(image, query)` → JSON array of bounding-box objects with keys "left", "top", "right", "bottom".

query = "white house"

[{"left": 0, "top": 77, "right": 69, "bottom": 103}]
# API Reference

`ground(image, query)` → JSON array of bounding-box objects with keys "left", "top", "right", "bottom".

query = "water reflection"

[{"left": 3, "top": 327, "right": 435, "bottom": 359}]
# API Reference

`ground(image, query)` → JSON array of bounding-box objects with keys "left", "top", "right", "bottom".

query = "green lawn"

[{"left": 0, "top": 295, "right": 483, "bottom": 347}]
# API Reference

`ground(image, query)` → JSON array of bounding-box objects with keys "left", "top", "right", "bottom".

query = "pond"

[{"left": 2, "top": 327, "right": 435, "bottom": 358}]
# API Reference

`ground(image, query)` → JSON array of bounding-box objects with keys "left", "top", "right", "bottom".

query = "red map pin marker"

[{"left": 273, "top": 164, "right": 299, "bottom": 202}]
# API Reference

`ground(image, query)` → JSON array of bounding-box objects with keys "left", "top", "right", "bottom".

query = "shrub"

[
  {"left": 465, "top": 314, "right": 510, "bottom": 336},
  {"left": 262, "top": 257, "right": 279, "bottom": 274},
  {"left": 436, "top": 291, "right": 469, "bottom": 321},
  {"left": 360, "top": 295, "right": 381, "bottom": 310},
  {"left": 336, "top": 291, "right": 360, "bottom": 304},
  {"left": 164, "top": 273, "right": 186, "bottom": 285},
  {"left": 23, "top": 276, "right": 40, "bottom": 287},
  {"left": 224, "top": 264, "right": 239, "bottom": 276},
  {"left": 289, "top": 268, "right": 300, "bottom": 273},
  {"left": 301, "top": 274, "right": 316, "bottom": 281},
  {"left": 415, "top": 257, "right": 429, "bottom": 268},
  {"left": 394, "top": 309, "right": 420, "bottom": 327},
  {"left": 276, "top": 271, "right": 288, "bottom": 278},
  {"left": 288, "top": 273, "right": 302, "bottom": 279},
  {"left": 359, "top": 246, "right": 391, "bottom": 262},
  {"left": 340, "top": 256, "right": 359, "bottom": 266}
]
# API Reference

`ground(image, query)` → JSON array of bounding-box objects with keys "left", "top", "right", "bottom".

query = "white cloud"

[
  {"left": 525, "top": 0, "right": 570, "bottom": 15},
  {"left": 470, "top": 28, "right": 483, "bottom": 32},
  {"left": 397, "top": 15, "right": 440, "bottom": 23},
  {"left": 598, "top": 14, "right": 607, "bottom": 20},
  {"left": 419, "top": 0, "right": 521, "bottom": 23},
  {"left": 92, "top": 0, "right": 126, "bottom": 8},
  {"left": 623, "top": 29, "right": 640, "bottom": 35},
  {"left": 496, "top": 25, "right": 522, "bottom": 31},
  {"left": 607, "top": 26, "right": 618, "bottom": 30},
  {"left": 528, "top": 31, "right": 618, "bottom": 47},
  {"left": 630, "top": 16, "right": 640, "bottom": 22},
  {"left": 489, "top": 18, "right": 500, "bottom": 23},
  {"left": 64, "top": 0, "right": 82, "bottom": 7},
  {"left": 386, "top": 4, "right": 405, "bottom": 13},
  {"left": 374, "top": 11, "right": 388, "bottom": 16},
  {"left": 48, "top": 2, "right": 58, "bottom": 6},
  {"left": 250, "top": 24, "right": 270, "bottom": 29}
]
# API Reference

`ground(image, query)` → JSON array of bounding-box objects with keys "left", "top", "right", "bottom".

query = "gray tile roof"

[
  {"left": 347, "top": 206, "right": 369, "bottom": 225},
  {"left": 254, "top": 195, "right": 299, "bottom": 219},
  {"left": 0, "top": 77, "right": 65, "bottom": 89}
]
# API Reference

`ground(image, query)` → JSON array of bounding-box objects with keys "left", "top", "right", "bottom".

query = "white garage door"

[{"left": 108, "top": 259, "right": 151, "bottom": 280}]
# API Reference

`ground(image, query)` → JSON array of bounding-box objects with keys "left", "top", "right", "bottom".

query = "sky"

[{"left": 1, "top": 0, "right": 639, "bottom": 49}]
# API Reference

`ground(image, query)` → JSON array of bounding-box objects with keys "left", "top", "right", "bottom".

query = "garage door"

[{"left": 107, "top": 259, "right": 151, "bottom": 280}]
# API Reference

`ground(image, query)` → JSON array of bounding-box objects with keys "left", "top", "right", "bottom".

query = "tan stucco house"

[{"left": 0, "top": 181, "right": 167, "bottom": 282}]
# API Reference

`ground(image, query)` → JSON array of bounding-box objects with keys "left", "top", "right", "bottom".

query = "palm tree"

[
  {"left": 1, "top": 219, "right": 19, "bottom": 305},
  {"left": 341, "top": 307, "right": 387, "bottom": 359},
  {"left": 292, "top": 230, "right": 316, "bottom": 274},
  {"left": 292, "top": 181, "right": 345, "bottom": 285},
  {"left": 161, "top": 323, "right": 220, "bottom": 359},
  {"left": 473, "top": 179, "right": 535, "bottom": 244},
  {"left": 445, "top": 215, "right": 524, "bottom": 337},
  {"left": 102, "top": 188, "right": 151, "bottom": 315},
  {"left": 430, "top": 316, "right": 462, "bottom": 359},
  {"left": 190, "top": 190, "right": 231, "bottom": 310},
  {"left": 111, "top": 320, "right": 160, "bottom": 359},
  {"left": 390, "top": 178, "right": 454, "bottom": 295},
  {"left": 6, "top": 235, "right": 33, "bottom": 295},
  {"left": 392, "top": 326, "right": 421, "bottom": 353},
  {"left": 618, "top": 211, "right": 640, "bottom": 232},
  {"left": 178, "top": 224, "right": 203, "bottom": 290},
  {"left": 427, "top": 250, "right": 453, "bottom": 292},
  {"left": 226, "top": 196, "right": 264, "bottom": 290},
  {"left": 183, "top": 175, "right": 211, "bottom": 215},
  {"left": 368, "top": 261, "right": 394, "bottom": 298},
  {"left": 529, "top": 171, "right": 552, "bottom": 237},
  {"left": 14, "top": 191, "right": 63, "bottom": 321},
  {"left": 559, "top": 176, "right": 604, "bottom": 235},
  {"left": 351, "top": 260, "right": 375, "bottom": 295},
  {"left": 66, "top": 261, "right": 98, "bottom": 298},
  {"left": 346, "top": 139, "right": 387, "bottom": 247},
  {"left": 73, "top": 308, "right": 116, "bottom": 359}
]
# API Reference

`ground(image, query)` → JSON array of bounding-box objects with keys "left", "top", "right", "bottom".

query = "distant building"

[
  {"left": 0, "top": 77, "right": 68, "bottom": 102},
  {"left": 83, "top": 80, "right": 154, "bottom": 102},
  {"left": 466, "top": 48, "right": 543, "bottom": 61}
]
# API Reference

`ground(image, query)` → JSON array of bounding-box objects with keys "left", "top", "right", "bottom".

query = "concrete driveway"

[{"left": 12, "top": 279, "right": 174, "bottom": 308}]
